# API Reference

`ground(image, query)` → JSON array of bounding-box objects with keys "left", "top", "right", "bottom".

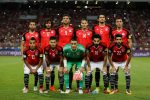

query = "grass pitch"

[{"left": 0, "top": 56, "right": 150, "bottom": 100}]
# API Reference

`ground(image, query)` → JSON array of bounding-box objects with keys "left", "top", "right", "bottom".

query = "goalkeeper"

[{"left": 63, "top": 38, "right": 86, "bottom": 94}]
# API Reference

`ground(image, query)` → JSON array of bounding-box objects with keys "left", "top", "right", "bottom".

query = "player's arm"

[
  {"left": 125, "top": 48, "right": 132, "bottom": 68},
  {"left": 44, "top": 48, "right": 50, "bottom": 67},
  {"left": 23, "top": 52, "right": 32, "bottom": 71},
  {"left": 108, "top": 47, "right": 116, "bottom": 72},
  {"left": 21, "top": 34, "right": 26, "bottom": 56},
  {"left": 86, "top": 49, "right": 91, "bottom": 68},
  {"left": 35, "top": 53, "right": 43, "bottom": 71},
  {"left": 103, "top": 48, "right": 108, "bottom": 69},
  {"left": 127, "top": 30, "right": 132, "bottom": 48}
]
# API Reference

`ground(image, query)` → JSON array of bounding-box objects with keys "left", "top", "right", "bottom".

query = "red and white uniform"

[
  {"left": 87, "top": 42, "right": 107, "bottom": 71},
  {"left": 108, "top": 42, "right": 131, "bottom": 69},
  {"left": 22, "top": 32, "right": 40, "bottom": 47},
  {"left": 94, "top": 24, "right": 112, "bottom": 47},
  {"left": 44, "top": 45, "right": 63, "bottom": 70},
  {"left": 57, "top": 26, "right": 74, "bottom": 48},
  {"left": 112, "top": 28, "right": 131, "bottom": 44},
  {"left": 76, "top": 28, "right": 93, "bottom": 48},
  {"left": 40, "top": 29, "right": 56, "bottom": 52},
  {"left": 23, "top": 47, "right": 43, "bottom": 74}
]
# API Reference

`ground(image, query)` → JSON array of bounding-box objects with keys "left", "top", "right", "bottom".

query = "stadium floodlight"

[
  {"left": 84, "top": 6, "right": 88, "bottom": 9},
  {"left": 127, "top": 0, "right": 130, "bottom": 4},
  {"left": 95, "top": 1, "right": 98, "bottom": 5},
  {"left": 86, "top": 1, "right": 89, "bottom": 4},
  {"left": 75, "top": 1, "right": 77, "bottom": 4},
  {"left": 116, "top": 1, "right": 118, "bottom": 4},
  {"left": 45, "top": 1, "right": 47, "bottom": 3},
  {"left": 54, "top": 1, "right": 57, "bottom": 3},
  {"left": 29, "top": 5, "right": 31, "bottom": 8},
  {"left": 34, "top": 1, "right": 36, "bottom": 3},
  {"left": 66, "top": 1, "right": 68, "bottom": 3}
]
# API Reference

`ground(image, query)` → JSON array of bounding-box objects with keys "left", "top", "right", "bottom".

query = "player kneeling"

[
  {"left": 108, "top": 34, "right": 132, "bottom": 95},
  {"left": 63, "top": 38, "right": 86, "bottom": 94},
  {"left": 44, "top": 36, "right": 64, "bottom": 93},
  {"left": 22, "top": 37, "right": 44, "bottom": 93}
]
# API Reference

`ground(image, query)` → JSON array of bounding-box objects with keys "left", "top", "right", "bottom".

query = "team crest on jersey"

[
  {"left": 122, "top": 33, "right": 125, "bottom": 36},
  {"left": 35, "top": 51, "right": 39, "bottom": 56},
  {"left": 105, "top": 27, "right": 109, "bottom": 31},
  {"left": 69, "top": 29, "right": 72, "bottom": 33}
]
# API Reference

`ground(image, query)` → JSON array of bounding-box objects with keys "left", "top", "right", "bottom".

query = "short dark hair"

[
  {"left": 115, "top": 34, "right": 122, "bottom": 38},
  {"left": 50, "top": 36, "right": 57, "bottom": 40},
  {"left": 97, "top": 14, "right": 106, "bottom": 19},
  {"left": 45, "top": 19, "right": 53, "bottom": 27},
  {"left": 30, "top": 37, "right": 36, "bottom": 41},
  {"left": 62, "top": 14, "right": 71, "bottom": 19},
  {"left": 92, "top": 34, "right": 101, "bottom": 40},
  {"left": 71, "top": 38, "right": 77, "bottom": 41}
]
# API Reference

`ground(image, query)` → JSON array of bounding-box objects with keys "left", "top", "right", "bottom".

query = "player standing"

[
  {"left": 93, "top": 14, "right": 112, "bottom": 93},
  {"left": 76, "top": 18, "right": 93, "bottom": 48},
  {"left": 63, "top": 38, "right": 86, "bottom": 94},
  {"left": 108, "top": 34, "right": 132, "bottom": 95},
  {"left": 111, "top": 18, "right": 132, "bottom": 92},
  {"left": 57, "top": 14, "right": 75, "bottom": 89},
  {"left": 22, "top": 37, "right": 44, "bottom": 93},
  {"left": 21, "top": 21, "right": 40, "bottom": 92},
  {"left": 40, "top": 19, "right": 56, "bottom": 91}
]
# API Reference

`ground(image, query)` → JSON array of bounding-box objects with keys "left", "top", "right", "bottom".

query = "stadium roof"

[{"left": 0, "top": 0, "right": 150, "bottom": 3}]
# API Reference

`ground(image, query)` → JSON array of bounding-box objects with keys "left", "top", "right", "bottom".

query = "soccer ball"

[{"left": 73, "top": 71, "right": 83, "bottom": 81}]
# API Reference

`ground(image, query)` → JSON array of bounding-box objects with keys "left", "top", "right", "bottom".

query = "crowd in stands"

[{"left": 0, "top": 3, "right": 149, "bottom": 50}]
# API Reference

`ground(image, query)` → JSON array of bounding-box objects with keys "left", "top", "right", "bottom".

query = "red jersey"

[
  {"left": 22, "top": 31, "right": 40, "bottom": 47},
  {"left": 44, "top": 45, "right": 63, "bottom": 63},
  {"left": 87, "top": 42, "right": 107, "bottom": 62},
  {"left": 23, "top": 47, "right": 43, "bottom": 66},
  {"left": 108, "top": 42, "right": 131, "bottom": 62},
  {"left": 76, "top": 28, "right": 93, "bottom": 48},
  {"left": 112, "top": 28, "right": 131, "bottom": 44},
  {"left": 40, "top": 29, "right": 56, "bottom": 51},
  {"left": 57, "top": 26, "right": 74, "bottom": 47},
  {"left": 94, "top": 24, "right": 112, "bottom": 47}
]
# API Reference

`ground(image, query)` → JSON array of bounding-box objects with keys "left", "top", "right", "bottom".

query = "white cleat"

[
  {"left": 91, "top": 89, "right": 99, "bottom": 94},
  {"left": 22, "top": 87, "right": 29, "bottom": 93},
  {"left": 39, "top": 88, "right": 44, "bottom": 94},
  {"left": 79, "top": 89, "right": 83, "bottom": 94},
  {"left": 33, "top": 86, "right": 38, "bottom": 91},
  {"left": 64, "top": 89, "right": 71, "bottom": 94},
  {"left": 60, "top": 90, "right": 65, "bottom": 94},
  {"left": 44, "top": 90, "right": 49, "bottom": 94}
]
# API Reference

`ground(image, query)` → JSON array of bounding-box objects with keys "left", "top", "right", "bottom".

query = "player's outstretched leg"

[
  {"left": 69, "top": 68, "right": 73, "bottom": 90},
  {"left": 34, "top": 73, "right": 38, "bottom": 91},
  {"left": 64, "top": 72, "right": 70, "bottom": 94},
  {"left": 44, "top": 74, "right": 50, "bottom": 93},
  {"left": 39, "top": 74, "right": 44, "bottom": 93},
  {"left": 92, "top": 68, "right": 100, "bottom": 94},
  {"left": 23, "top": 74, "right": 29, "bottom": 93},
  {"left": 84, "top": 71, "right": 92, "bottom": 93},
  {"left": 125, "top": 72, "right": 131, "bottom": 95},
  {"left": 103, "top": 72, "right": 110, "bottom": 94},
  {"left": 50, "top": 70, "right": 56, "bottom": 91},
  {"left": 109, "top": 73, "right": 116, "bottom": 94},
  {"left": 58, "top": 67, "right": 64, "bottom": 93},
  {"left": 114, "top": 72, "right": 119, "bottom": 93}
]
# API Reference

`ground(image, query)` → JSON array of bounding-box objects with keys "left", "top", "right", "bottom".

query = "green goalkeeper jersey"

[{"left": 63, "top": 44, "right": 85, "bottom": 62}]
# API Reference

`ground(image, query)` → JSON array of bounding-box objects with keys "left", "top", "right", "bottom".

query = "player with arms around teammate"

[
  {"left": 111, "top": 17, "right": 132, "bottom": 92},
  {"left": 22, "top": 37, "right": 44, "bottom": 93},
  {"left": 40, "top": 19, "right": 56, "bottom": 91},
  {"left": 44, "top": 36, "right": 64, "bottom": 93},
  {"left": 108, "top": 34, "right": 132, "bottom": 95},
  {"left": 85, "top": 34, "right": 109, "bottom": 94},
  {"left": 63, "top": 38, "right": 86, "bottom": 94},
  {"left": 21, "top": 21, "right": 40, "bottom": 92}
]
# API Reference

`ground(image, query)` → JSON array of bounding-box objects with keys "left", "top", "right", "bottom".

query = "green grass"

[{"left": 0, "top": 56, "right": 150, "bottom": 100}]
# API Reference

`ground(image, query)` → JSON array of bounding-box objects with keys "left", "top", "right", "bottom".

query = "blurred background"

[{"left": 0, "top": 0, "right": 150, "bottom": 56}]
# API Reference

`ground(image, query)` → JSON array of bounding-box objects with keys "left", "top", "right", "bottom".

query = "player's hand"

[
  {"left": 102, "top": 66, "right": 107, "bottom": 73},
  {"left": 110, "top": 67, "right": 116, "bottom": 73},
  {"left": 124, "top": 66, "right": 129, "bottom": 73},
  {"left": 32, "top": 69, "right": 37, "bottom": 74},
  {"left": 63, "top": 67, "right": 68, "bottom": 73},
  {"left": 79, "top": 67, "right": 84, "bottom": 73},
  {"left": 46, "top": 67, "right": 51, "bottom": 73}
]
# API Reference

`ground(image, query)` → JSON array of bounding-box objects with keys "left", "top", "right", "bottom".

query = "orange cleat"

[{"left": 50, "top": 86, "right": 56, "bottom": 92}]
